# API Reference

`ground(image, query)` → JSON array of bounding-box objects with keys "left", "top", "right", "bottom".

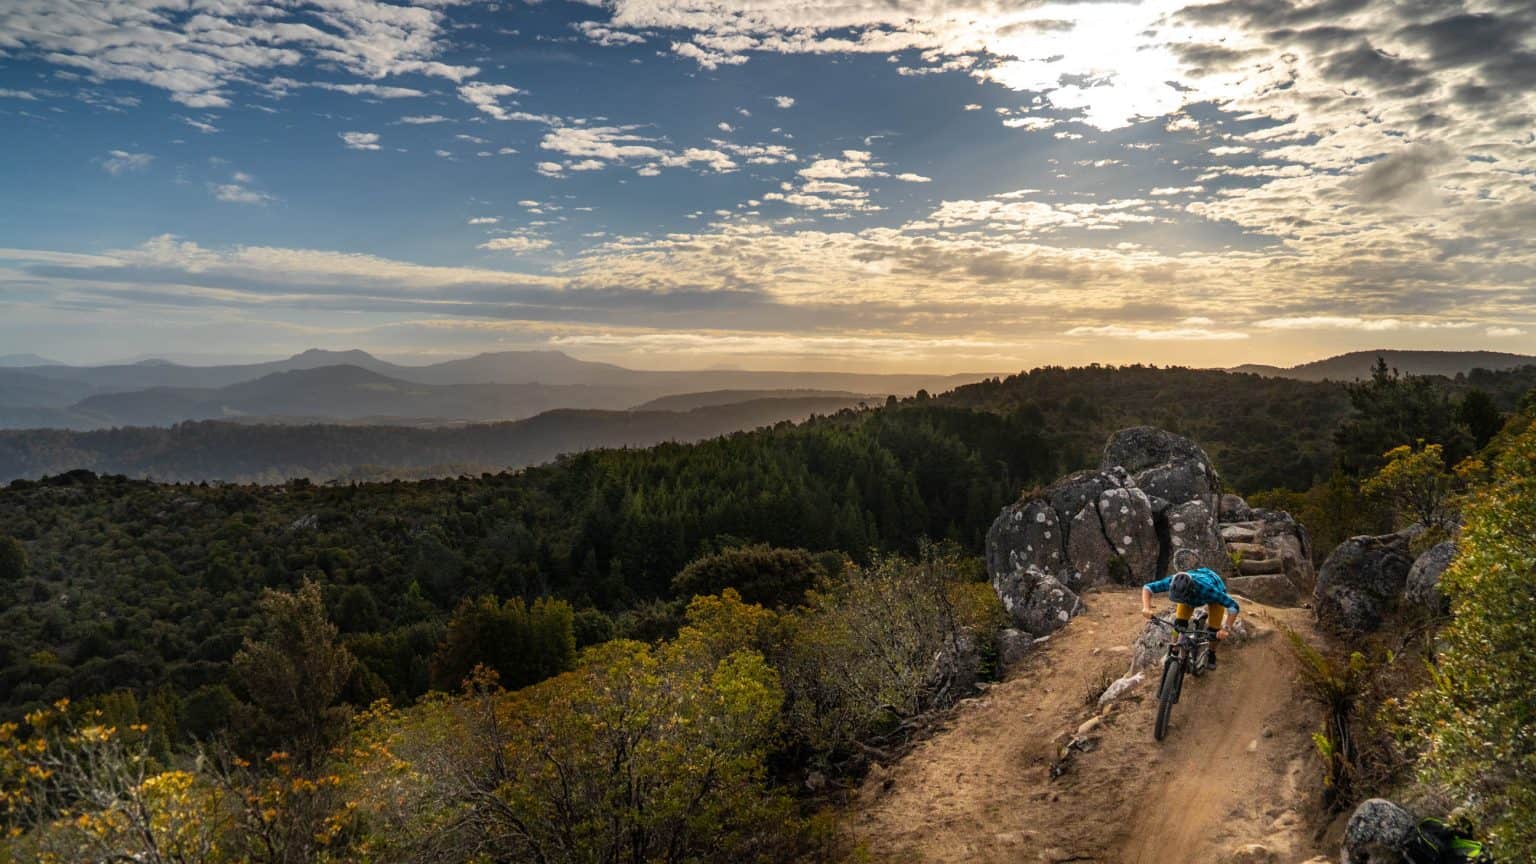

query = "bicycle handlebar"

[{"left": 1147, "top": 617, "right": 1220, "bottom": 641}]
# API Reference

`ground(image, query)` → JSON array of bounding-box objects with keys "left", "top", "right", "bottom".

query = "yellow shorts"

[{"left": 1174, "top": 602, "right": 1225, "bottom": 630}]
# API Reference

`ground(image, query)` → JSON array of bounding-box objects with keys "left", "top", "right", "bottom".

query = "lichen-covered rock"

[
  {"left": 1102, "top": 426, "right": 1216, "bottom": 478},
  {"left": 997, "top": 628, "right": 1035, "bottom": 668},
  {"left": 992, "top": 563, "right": 1083, "bottom": 636},
  {"left": 1098, "top": 485, "right": 1159, "bottom": 583},
  {"left": 1097, "top": 671, "right": 1144, "bottom": 706},
  {"left": 1228, "top": 573, "right": 1301, "bottom": 606},
  {"left": 1219, "top": 493, "right": 1253, "bottom": 522},
  {"left": 1315, "top": 533, "right": 1414, "bottom": 633},
  {"left": 1066, "top": 503, "right": 1116, "bottom": 588},
  {"left": 1133, "top": 459, "right": 1219, "bottom": 509},
  {"left": 986, "top": 498, "right": 1064, "bottom": 582},
  {"left": 1164, "top": 499, "right": 1232, "bottom": 577},
  {"left": 1404, "top": 541, "right": 1456, "bottom": 614},
  {"left": 1046, "top": 467, "right": 1130, "bottom": 532},
  {"left": 1342, "top": 799, "right": 1415, "bottom": 864}
]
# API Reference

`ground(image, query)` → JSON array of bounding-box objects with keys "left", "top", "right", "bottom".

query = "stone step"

[
  {"left": 1226, "top": 542, "right": 1269, "bottom": 557},
  {"left": 1221, "top": 520, "right": 1263, "bottom": 531},
  {"left": 1229, "top": 573, "right": 1301, "bottom": 607},
  {"left": 1220, "top": 526, "right": 1258, "bottom": 543},
  {"left": 1238, "top": 557, "right": 1285, "bottom": 576}
]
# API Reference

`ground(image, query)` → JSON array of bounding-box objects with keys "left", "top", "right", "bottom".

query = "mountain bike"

[{"left": 1148, "top": 616, "right": 1219, "bottom": 741}]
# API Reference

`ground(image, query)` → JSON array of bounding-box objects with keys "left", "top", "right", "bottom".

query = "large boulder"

[
  {"left": 986, "top": 498, "right": 1064, "bottom": 581},
  {"left": 1228, "top": 573, "right": 1301, "bottom": 606},
  {"left": 1164, "top": 499, "right": 1233, "bottom": 578},
  {"left": 1315, "top": 533, "right": 1414, "bottom": 633},
  {"left": 1133, "top": 458, "right": 1219, "bottom": 509},
  {"left": 1102, "top": 426, "right": 1216, "bottom": 478},
  {"left": 992, "top": 563, "right": 1083, "bottom": 636},
  {"left": 1046, "top": 467, "right": 1130, "bottom": 530},
  {"left": 1066, "top": 503, "right": 1117, "bottom": 588},
  {"left": 1342, "top": 799, "right": 1416, "bottom": 864},
  {"left": 1404, "top": 541, "right": 1456, "bottom": 614},
  {"left": 1097, "top": 485, "right": 1159, "bottom": 583}
]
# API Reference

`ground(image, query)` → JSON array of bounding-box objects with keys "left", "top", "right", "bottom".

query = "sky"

[{"left": 0, "top": 0, "right": 1533, "bottom": 372}]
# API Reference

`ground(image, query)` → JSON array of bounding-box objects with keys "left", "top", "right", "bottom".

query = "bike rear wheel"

[{"left": 1154, "top": 657, "right": 1183, "bottom": 741}]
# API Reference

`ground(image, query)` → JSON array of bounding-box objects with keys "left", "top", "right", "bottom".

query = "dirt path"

[{"left": 848, "top": 588, "right": 1326, "bottom": 863}]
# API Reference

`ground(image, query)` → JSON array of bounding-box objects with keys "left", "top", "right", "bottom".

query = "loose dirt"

[{"left": 848, "top": 587, "right": 1328, "bottom": 863}]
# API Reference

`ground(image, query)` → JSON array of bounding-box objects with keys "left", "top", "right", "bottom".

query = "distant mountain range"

[
  {"left": 0, "top": 354, "right": 62, "bottom": 367},
  {"left": 1231, "top": 350, "right": 1536, "bottom": 381},
  {"left": 0, "top": 348, "right": 981, "bottom": 431},
  {"left": 0, "top": 396, "right": 872, "bottom": 484}
]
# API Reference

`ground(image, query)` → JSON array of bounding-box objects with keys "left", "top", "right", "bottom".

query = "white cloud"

[
  {"left": 895, "top": 173, "right": 931, "bottom": 183},
  {"left": 100, "top": 150, "right": 153, "bottom": 175},
  {"left": 0, "top": 88, "right": 38, "bottom": 101},
  {"left": 210, "top": 183, "right": 274, "bottom": 206},
  {"left": 479, "top": 236, "right": 552, "bottom": 252},
  {"left": 0, "top": 0, "right": 477, "bottom": 109},
  {"left": 963, "top": 103, "right": 981, "bottom": 111},
  {"left": 399, "top": 115, "right": 450, "bottom": 125},
  {"left": 340, "top": 131, "right": 381, "bottom": 151},
  {"left": 1487, "top": 326, "right": 1527, "bottom": 338},
  {"left": 1065, "top": 323, "right": 1249, "bottom": 341},
  {"left": 457, "top": 82, "right": 524, "bottom": 120},
  {"left": 773, "top": 96, "right": 795, "bottom": 108},
  {"left": 717, "top": 121, "right": 734, "bottom": 132},
  {"left": 180, "top": 116, "right": 219, "bottom": 134},
  {"left": 313, "top": 82, "right": 425, "bottom": 99},
  {"left": 468, "top": 217, "right": 499, "bottom": 225}
]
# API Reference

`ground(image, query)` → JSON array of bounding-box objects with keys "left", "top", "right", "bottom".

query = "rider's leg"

[
  {"left": 1174, "top": 602, "right": 1194, "bottom": 628},
  {"left": 1205, "top": 604, "right": 1225, "bottom": 667}
]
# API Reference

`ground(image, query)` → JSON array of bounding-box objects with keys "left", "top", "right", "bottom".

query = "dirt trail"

[{"left": 848, "top": 588, "right": 1326, "bottom": 863}]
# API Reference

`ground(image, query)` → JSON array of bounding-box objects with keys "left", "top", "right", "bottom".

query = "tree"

[
  {"left": 1360, "top": 441, "right": 1455, "bottom": 530},
  {"left": 671, "top": 544, "right": 825, "bottom": 608},
  {"left": 428, "top": 595, "right": 574, "bottom": 692},
  {"left": 231, "top": 580, "right": 356, "bottom": 767},
  {"left": 0, "top": 534, "right": 25, "bottom": 581},
  {"left": 1334, "top": 358, "right": 1472, "bottom": 475},
  {"left": 1456, "top": 388, "right": 1503, "bottom": 450},
  {"left": 1407, "top": 416, "right": 1536, "bottom": 856}
]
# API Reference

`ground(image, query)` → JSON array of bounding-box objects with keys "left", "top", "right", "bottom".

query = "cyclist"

[{"left": 1140, "top": 549, "right": 1241, "bottom": 668}]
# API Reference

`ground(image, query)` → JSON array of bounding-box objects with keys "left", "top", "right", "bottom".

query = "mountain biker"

[{"left": 1140, "top": 549, "right": 1241, "bottom": 668}]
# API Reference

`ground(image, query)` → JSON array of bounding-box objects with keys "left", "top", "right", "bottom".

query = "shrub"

[{"left": 1404, "top": 416, "right": 1536, "bottom": 856}]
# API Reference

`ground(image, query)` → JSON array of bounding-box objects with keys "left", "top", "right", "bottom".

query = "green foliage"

[
  {"left": 231, "top": 580, "right": 356, "bottom": 767},
  {"left": 1457, "top": 389, "right": 1504, "bottom": 450},
  {"left": 1361, "top": 441, "right": 1457, "bottom": 530},
  {"left": 1335, "top": 358, "right": 1474, "bottom": 476},
  {"left": 777, "top": 546, "right": 1004, "bottom": 761},
  {"left": 428, "top": 594, "right": 574, "bottom": 692},
  {"left": 0, "top": 535, "right": 23, "bottom": 582},
  {"left": 1285, "top": 627, "right": 1371, "bottom": 808},
  {"left": 1405, "top": 416, "right": 1536, "bottom": 856},
  {"left": 1250, "top": 472, "right": 1390, "bottom": 563},
  {"left": 673, "top": 543, "right": 827, "bottom": 608}
]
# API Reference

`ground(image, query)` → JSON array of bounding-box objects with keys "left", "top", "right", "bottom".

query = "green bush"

[{"left": 1405, "top": 416, "right": 1536, "bottom": 855}]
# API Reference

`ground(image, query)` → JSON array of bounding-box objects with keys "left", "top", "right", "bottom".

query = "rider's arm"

[{"left": 1141, "top": 577, "right": 1171, "bottom": 618}]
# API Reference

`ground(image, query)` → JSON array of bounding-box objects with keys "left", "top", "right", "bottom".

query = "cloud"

[
  {"left": 100, "top": 150, "right": 153, "bottom": 175},
  {"left": 0, "top": 88, "right": 38, "bottom": 100},
  {"left": 478, "top": 236, "right": 553, "bottom": 252},
  {"left": 468, "top": 217, "right": 500, "bottom": 225},
  {"left": 458, "top": 81, "right": 524, "bottom": 120},
  {"left": 1349, "top": 143, "right": 1453, "bottom": 205},
  {"left": 896, "top": 173, "right": 932, "bottom": 183},
  {"left": 773, "top": 96, "right": 795, "bottom": 108},
  {"left": 312, "top": 82, "right": 426, "bottom": 99},
  {"left": 210, "top": 183, "right": 274, "bottom": 206},
  {"left": 399, "top": 115, "right": 451, "bottom": 124},
  {"left": 340, "top": 131, "right": 381, "bottom": 151},
  {"left": 1487, "top": 326, "right": 1527, "bottom": 337},
  {"left": 0, "top": 0, "right": 477, "bottom": 109},
  {"left": 180, "top": 116, "right": 219, "bottom": 134},
  {"left": 1064, "top": 323, "right": 1249, "bottom": 341}
]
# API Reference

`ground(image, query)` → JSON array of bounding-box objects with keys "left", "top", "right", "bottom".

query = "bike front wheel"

[{"left": 1155, "top": 657, "right": 1183, "bottom": 741}]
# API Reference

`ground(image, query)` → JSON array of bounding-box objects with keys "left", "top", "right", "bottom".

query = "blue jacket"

[{"left": 1144, "top": 567, "right": 1240, "bottom": 614}]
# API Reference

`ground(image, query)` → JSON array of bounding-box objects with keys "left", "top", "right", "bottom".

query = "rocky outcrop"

[
  {"left": 992, "top": 563, "right": 1083, "bottom": 636},
  {"left": 1342, "top": 799, "right": 1416, "bottom": 864},
  {"left": 1166, "top": 499, "right": 1232, "bottom": 578},
  {"left": 988, "top": 427, "right": 1313, "bottom": 636},
  {"left": 1405, "top": 541, "right": 1456, "bottom": 614},
  {"left": 1314, "top": 533, "right": 1415, "bottom": 633}
]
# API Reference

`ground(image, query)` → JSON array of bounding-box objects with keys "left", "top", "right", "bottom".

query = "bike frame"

[{"left": 1149, "top": 616, "right": 1219, "bottom": 740}]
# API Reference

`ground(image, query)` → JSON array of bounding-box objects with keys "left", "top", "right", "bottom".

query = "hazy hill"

[
  {"left": 1231, "top": 350, "right": 1536, "bottom": 381},
  {"left": 0, "top": 395, "right": 869, "bottom": 483},
  {"left": 632, "top": 389, "right": 873, "bottom": 411},
  {"left": 3, "top": 348, "right": 985, "bottom": 430},
  {"left": 0, "top": 353, "right": 62, "bottom": 367},
  {"left": 67, "top": 365, "right": 643, "bottom": 427}
]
